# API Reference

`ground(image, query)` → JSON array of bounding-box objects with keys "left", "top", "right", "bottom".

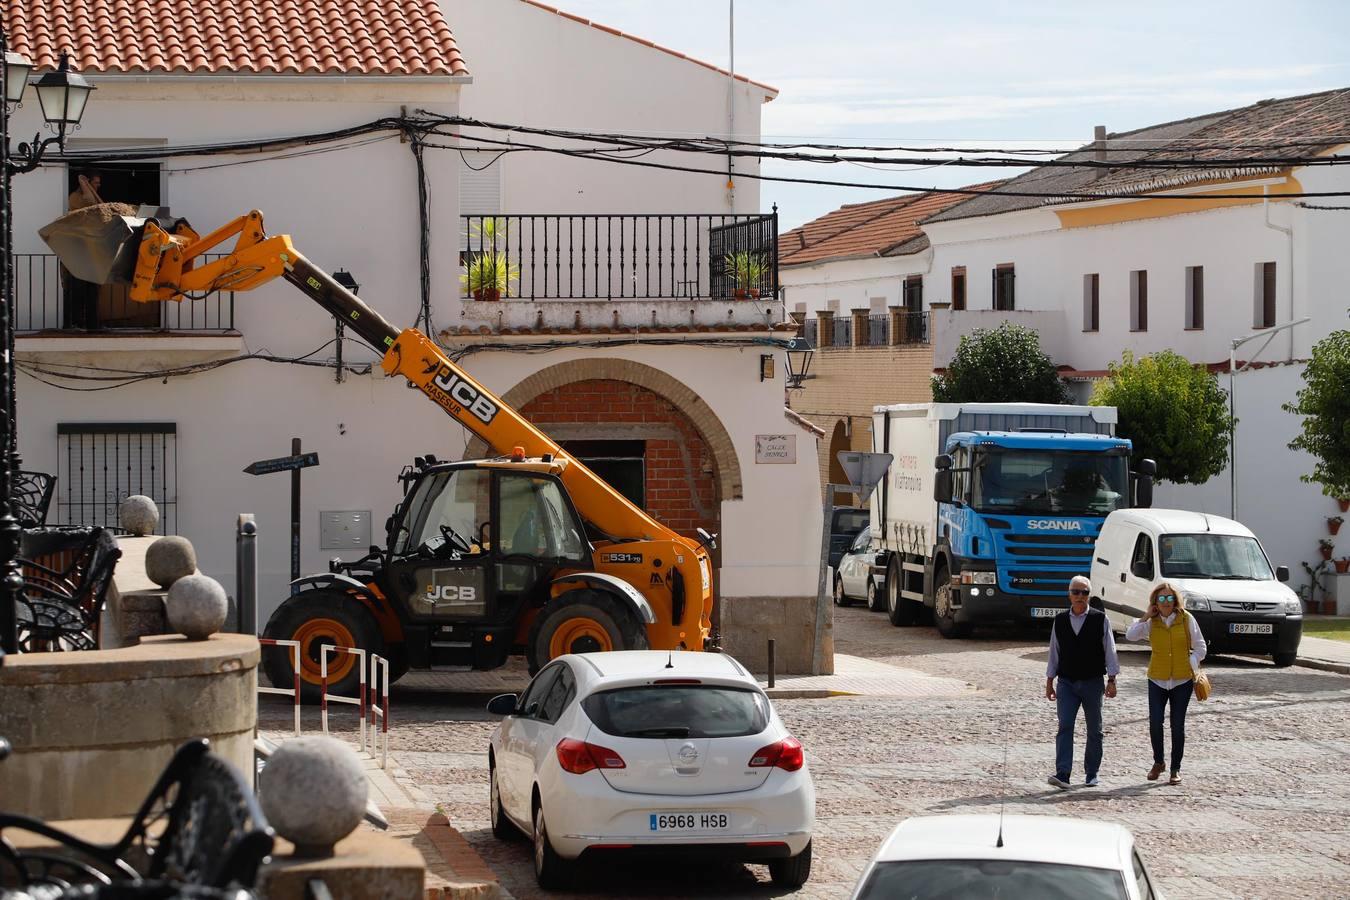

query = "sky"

[{"left": 547, "top": 0, "right": 1350, "bottom": 229}]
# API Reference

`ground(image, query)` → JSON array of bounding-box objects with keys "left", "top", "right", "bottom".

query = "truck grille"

[
  {"left": 1003, "top": 569, "right": 1080, "bottom": 595},
  {"left": 1006, "top": 545, "right": 1094, "bottom": 558}
]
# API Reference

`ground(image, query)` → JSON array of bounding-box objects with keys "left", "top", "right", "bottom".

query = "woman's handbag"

[{"left": 1187, "top": 611, "right": 1212, "bottom": 701}]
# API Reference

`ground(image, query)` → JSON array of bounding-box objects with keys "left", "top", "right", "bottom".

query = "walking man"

[{"left": 1044, "top": 575, "right": 1119, "bottom": 789}]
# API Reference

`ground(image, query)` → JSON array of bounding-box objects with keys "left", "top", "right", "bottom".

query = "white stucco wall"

[
  {"left": 448, "top": 0, "right": 770, "bottom": 221},
  {"left": 780, "top": 252, "right": 930, "bottom": 320}
]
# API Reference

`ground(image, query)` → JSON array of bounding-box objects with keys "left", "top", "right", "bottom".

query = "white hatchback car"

[
  {"left": 486, "top": 650, "right": 815, "bottom": 890},
  {"left": 850, "top": 814, "right": 1164, "bottom": 900}
]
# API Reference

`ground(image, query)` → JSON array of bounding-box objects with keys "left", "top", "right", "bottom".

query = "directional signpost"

[{"left": 244, "top": 439, "right": 319, "bottom": 594}]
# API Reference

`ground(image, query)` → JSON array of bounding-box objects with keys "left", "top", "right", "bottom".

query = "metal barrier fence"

[
  {"left": 258, "top": 638, "right": 302, "bottom": 736},
  {"left": 318, "top": 644, "right": 390, "bottom": 769}
]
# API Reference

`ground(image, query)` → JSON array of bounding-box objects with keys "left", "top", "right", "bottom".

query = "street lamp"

[
  {"left": 0, "top": 34, "right": 96, "bottom": 653},
  {"left": 1228, "top": 316, "right": 1310, "bottom": 520},
  {"left": 784, "top": 335, "right": 814, "bottom": 389}
]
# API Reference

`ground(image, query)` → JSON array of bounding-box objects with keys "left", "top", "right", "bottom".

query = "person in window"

[
  {"left": 1044, "top": 575, "right": 1119, "bottom": 789},
  {"left": 1053, "top": 463, "right": 1115, "bottom": 511},
  {"left": 1125, "top": 582, "right": 1206, "bottom": 785}
]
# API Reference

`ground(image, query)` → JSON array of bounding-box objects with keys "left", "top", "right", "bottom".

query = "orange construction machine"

[{"left": 41, "top": 207, "right": 716, "bottom": 697}]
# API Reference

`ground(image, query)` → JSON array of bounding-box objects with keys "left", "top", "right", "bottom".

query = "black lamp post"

[
  {"left": 784, "top": 335, "right": 815, "bottom": 390},
  {"left": 0, "top": 34, "right": 96, "bottom": 653}
]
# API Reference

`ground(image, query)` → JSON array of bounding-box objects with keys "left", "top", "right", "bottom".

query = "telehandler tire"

[
  {"left": 262, "top": 590, "right": 383, "bottom": 702},
  {"left": 526, "top": 590, "right": 649, "bottom": 674}
]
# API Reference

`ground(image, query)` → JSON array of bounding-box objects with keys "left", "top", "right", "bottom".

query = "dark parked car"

[{"left": 828, "top": 507, "right": 870, "bottom": 569}]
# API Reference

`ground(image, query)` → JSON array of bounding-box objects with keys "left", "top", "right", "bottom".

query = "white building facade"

[{"left": 10, "top": 0, "right": 824, "bottom": 669}]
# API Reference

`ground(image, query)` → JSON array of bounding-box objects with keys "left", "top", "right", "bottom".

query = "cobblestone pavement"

[{"left": 260, "top": 607, "right": 1350, "bottom": 899}]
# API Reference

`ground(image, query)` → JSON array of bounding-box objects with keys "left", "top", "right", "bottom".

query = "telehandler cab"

[{"left": 41, "top": 206, "right": 716, "bottom": 697}]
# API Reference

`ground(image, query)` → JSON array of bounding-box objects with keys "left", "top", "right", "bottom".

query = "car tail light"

[
  {"left": 556, "top": 738, "right": 626, "bottom": 774},
  {"left": 747, "top": 736, "right": 804, "bottom": 772}
]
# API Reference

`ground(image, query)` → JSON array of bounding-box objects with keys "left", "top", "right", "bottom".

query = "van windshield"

[
  {"left": 971, "top": 450, "right": 1128, "bottom": 516},
  {"left": 1159, "top": 533, "right": 1275, "bottom": 580}
]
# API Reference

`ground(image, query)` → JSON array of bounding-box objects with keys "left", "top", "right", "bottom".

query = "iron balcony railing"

[
  {"left": 15, "top": 254, "right": 236, "bottom": 334},
  {"left": 461, "top": 213, "right": 778, "bottom": 301},
  {"left": 813, "top": 310, "right": 929, "bottom": 349}
]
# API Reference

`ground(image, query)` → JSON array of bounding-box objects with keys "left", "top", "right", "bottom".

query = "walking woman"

[{"left": 1125, "top": 582, "right": 1206, "bottom": 785}]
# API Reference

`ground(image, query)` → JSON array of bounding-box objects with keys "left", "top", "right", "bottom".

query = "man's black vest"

[{"left": 1053, "top": 610, "right": 1107, "bottom": 680}]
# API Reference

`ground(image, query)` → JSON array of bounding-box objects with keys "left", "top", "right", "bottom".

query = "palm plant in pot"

[
  {"left": 724, "top": 250, "right": 767, "bottom": 299},
  {"left": 460, "top": 218, "right": 519, "bottom": 301}
]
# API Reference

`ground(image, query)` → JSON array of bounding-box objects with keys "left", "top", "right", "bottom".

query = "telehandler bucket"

[{"left": 38, "top": 202, "right": 147, "bottom": 286}]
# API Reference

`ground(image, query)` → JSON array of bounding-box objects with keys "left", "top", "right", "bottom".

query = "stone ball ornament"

[
  {"left": 165, "top": 574, "right": 228, "bottom": 640},
  {"left": 118, "top": 494, "right": 160, "bottom": 536},
  {"left": 259, "top": 736, "right": 369, "bottom": 857},
  {"left": 144, "top": 535, "right": 197, "bottom": 588}
]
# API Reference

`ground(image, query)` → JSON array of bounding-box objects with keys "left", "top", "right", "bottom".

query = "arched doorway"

[{"left": 827, "top": 419, "right": 850, "bottom": 489}]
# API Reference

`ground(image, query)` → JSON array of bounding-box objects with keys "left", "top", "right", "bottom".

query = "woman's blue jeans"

[{"left": 1148, "top": 679, "right": 1194, "bottom": 771}]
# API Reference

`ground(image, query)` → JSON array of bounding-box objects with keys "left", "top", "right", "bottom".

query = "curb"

[
  {"left": 1295, "top": 656, "right": 1350, "bottom": 676},
  {"left": 763, "top": 688, "right": 858, "bottom": 700}
]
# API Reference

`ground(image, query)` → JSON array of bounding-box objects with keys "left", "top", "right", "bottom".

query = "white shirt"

[{"left": 1125, "top": 612, "right": 1207, "bottom": 690}]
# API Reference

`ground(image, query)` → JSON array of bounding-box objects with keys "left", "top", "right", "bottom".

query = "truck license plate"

[
  {"left": 649, "top": 812, "right": 729, "bottom": 833},
  {"left": 1229, "top": 623, "right": 1273, "bottom": 634},
  {"left": 1031, "top": 607, "right": 1064, "bottom": 618}
]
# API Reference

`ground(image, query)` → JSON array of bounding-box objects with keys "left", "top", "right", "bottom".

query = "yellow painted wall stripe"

[{"left": 1054, "top": 173, "right": 1303, "bottom": 229}]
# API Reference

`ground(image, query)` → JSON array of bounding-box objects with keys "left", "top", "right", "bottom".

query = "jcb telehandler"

[{"left": 41, "top": 206, "right": 716, "bottom": 697}]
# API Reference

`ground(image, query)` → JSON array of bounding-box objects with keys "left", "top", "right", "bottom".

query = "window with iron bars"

[{"left": 57, "top": 423, "right": 178, "bottom": 534}]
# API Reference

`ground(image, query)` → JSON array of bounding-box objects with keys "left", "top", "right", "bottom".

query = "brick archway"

[{"left": 464, "top": 359, "right": 743, "bottom": 502}]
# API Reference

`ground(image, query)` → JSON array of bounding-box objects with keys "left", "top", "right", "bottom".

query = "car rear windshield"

[
  {"left": 834, "top": 510, "right": 869, "bottom": 535},
  {"left": 582, "top": 685, "right": 770, "bottom": 739},
  {"left": 854, "top": 859, "right": 1128, "bottom": 900}
]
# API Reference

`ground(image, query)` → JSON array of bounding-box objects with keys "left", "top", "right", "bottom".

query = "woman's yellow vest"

[{"left": 1148, "top": 612, "right": 1194, "bottom": 681}]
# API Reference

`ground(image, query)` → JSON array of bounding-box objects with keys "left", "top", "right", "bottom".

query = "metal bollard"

[
  {"left": 236, "top": 514, "right": 258, "bottom": 635},
  {"left": 767, "top": 638, "right": 776, "bottom": 688}
]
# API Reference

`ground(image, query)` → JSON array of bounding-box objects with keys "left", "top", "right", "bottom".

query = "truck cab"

[{"left": 932, "top": 430, "right": 1138, "bottom": 635}]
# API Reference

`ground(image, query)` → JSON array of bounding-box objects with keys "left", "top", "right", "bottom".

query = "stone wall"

[
  {"left": 0, "top": 633, "right": 259, "bottom": 820},
  {"left": 790, "top": 344, "right": 934, "bottom": 496}
]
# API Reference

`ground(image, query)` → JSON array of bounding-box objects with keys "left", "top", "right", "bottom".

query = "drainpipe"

[{"left": 1263, "top": 185, "right": 1296, "bottom": 359}]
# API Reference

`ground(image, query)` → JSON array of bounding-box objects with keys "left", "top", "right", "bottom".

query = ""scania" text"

[{"left": 1025, "top": 519, "right": 1084, "bottom": 531}]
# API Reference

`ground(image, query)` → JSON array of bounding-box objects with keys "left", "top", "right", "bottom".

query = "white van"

[{"left": 1091, "top": 509, "right": 1303, "bottom": 667}]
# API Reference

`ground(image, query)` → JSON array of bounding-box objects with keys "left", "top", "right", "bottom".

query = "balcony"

[
  {"left": 14, "top": 254, "right": 236, "bottom": 335},
  {"left": 804, "top": 310, "right": 929, "bottom": 349},
  {"left": 457, "top": 213, "right": 781, "bottom": 331}
]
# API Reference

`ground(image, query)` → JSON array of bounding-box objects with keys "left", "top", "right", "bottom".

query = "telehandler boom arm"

[{"left": 40, "top": 207, "right": 714, "bottom": 647}]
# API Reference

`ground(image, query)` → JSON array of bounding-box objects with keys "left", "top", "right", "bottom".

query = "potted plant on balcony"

[
  {"left": 724, "top": 250, "right": 766, "bottom": 299},
  {"left": 1319, "top": 538, "right": 1335, "bottom": 560},
  {"left": 460, "top": 218, "right": 519, "bottom": 301},
  {"left": 1331, "top": 516, "right": 1345, "bottom": 536}
]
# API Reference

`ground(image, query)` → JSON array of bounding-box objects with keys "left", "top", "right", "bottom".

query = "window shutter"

[{"left": 459, "top": 152, "right": 502, "bottom": 250}]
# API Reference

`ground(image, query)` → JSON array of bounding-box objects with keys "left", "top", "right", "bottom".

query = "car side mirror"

[
  {"left": 1276, "top": 565, "right": 1290, "bottom": 583},
  {"left": 486, "top": 693, "right": 519, "bottom": 716}
]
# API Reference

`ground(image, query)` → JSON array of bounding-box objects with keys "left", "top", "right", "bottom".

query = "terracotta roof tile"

[
  {"left": 927, "top": 87, "right": 1350, "bottom": 224},
  {"left": 779, "top": 181, "right": 1005, "bottom": 267},
  {"left": 516, "top": 0, "right": 776, "bottom": 99},
  {"left": 3, "top": 0, "right": 469, "bottom": 76}
]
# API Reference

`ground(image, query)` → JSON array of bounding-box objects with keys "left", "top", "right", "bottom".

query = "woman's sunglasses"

[{"left": 1157, "top": 595, "right": 1177, "bottom": 604}]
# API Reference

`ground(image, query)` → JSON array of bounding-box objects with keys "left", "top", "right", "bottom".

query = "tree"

[
  {"left": 1284, "top": 330, "right": 1350, "bottom": 499},
  {"left": 930, "top": 322, "right": 1069, "bottom": 404},
  {"left": 1090, "top": 350, "right": 1231, "bottom": 485}
]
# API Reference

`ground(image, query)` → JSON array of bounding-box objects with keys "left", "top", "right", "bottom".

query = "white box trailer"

[{"left": 871, "top": 403, "right": 1136, "bottom": 637}]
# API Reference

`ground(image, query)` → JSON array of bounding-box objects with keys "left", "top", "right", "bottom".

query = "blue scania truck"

[{"left": 870, "top": 403, "right": 1155, "bottom": 638}]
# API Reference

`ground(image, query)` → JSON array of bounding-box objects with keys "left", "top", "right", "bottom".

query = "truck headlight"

[
  {"left": 960, "top": 571, "right": 997, "bottom": 585},
  {"left": 1183, "top": 591, "right": 1210, "bottom": 611}
]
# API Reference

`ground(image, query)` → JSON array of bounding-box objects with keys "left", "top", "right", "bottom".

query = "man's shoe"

[
  {"left": 1168, "top": 770, "right": 1182, "bottom": 785},
  {"left": 1085, "top": 776, "right": 1100, "bottom": 787},
  {"left": 1047, "top": 774, "right": 1071, "bottom": 790},
  {"left": 1147, "top": 762, "right": 1165, "bottom": 781}
]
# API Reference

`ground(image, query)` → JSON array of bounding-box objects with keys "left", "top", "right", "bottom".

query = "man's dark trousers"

[{"left": 1055, "top": 676, "right": 1104, "bottom": 781}]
